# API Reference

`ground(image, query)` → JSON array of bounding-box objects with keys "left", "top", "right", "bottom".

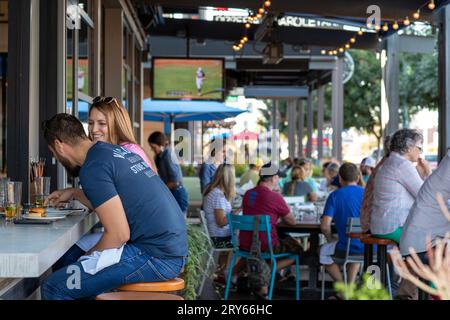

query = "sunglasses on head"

[{"left": 92, "top": 96, "right": 117, "bottom": 104}]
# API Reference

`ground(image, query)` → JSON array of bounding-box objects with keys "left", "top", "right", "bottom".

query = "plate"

[
  {"left": 45, "top": 209, "right": 72, "bottom": 216},
  {"left": 23, "top": 215, "right": 67, "bottom": 220}
]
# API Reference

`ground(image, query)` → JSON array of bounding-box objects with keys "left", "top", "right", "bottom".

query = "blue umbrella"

[{"left": 73, "top": 99, "right": 246, "bottom": 123}]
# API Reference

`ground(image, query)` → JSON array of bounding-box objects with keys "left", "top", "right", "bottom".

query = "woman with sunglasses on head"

[{"left": 88, "top": 96, "right": 156, "bottom": 173}]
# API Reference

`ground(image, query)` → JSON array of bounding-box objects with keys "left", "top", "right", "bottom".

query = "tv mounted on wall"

[{"left": 151, "top": 57, "right": 225, "bottom": 101}]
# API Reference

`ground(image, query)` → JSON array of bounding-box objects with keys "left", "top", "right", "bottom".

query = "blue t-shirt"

[
  {"left": 80, "top": 142, "right": 188, "bottom": 258},
  {"left": 155, "top": 148, "right": 184, "bottom": 185},
  {"left": 323, "top": 185, "right": 364, "bottom": 254}
]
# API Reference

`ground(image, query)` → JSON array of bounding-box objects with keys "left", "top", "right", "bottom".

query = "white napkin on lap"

[{"left": 78, "top": 245, "right": 125, "bottom": 275}]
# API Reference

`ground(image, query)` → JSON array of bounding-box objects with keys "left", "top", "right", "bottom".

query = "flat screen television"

[{"left": 151, "top": 57, "right": 225, "bottom": 101}]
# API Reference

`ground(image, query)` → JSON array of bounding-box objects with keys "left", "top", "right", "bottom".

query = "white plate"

[
  {"left": 23, "top": 215, "right": 67, "bottom": 220},
  {"left": 45, "top": 209, "right": 72, "bottom": 216}
]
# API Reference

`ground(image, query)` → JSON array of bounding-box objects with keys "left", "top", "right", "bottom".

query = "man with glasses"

[{"left": 40, "top": 113, "right": 187, "bottom": 300}]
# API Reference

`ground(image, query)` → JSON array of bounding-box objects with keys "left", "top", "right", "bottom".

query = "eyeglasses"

[{"left": 416, "top": 145, "right": 423, "bottom": 152}]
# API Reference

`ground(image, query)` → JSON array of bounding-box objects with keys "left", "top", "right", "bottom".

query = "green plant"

[
  {"left": 183, "top": 224, "right": 212, "bottom": 300},
  {"left": 334, "top": 273, "right": 390, "bottom": 300},
  {"left": 312, "top": 165, "right": 322, "bottom": 177},
  {"left": 181, "top": 164, "right": 198, "bottom": 177},
  {"left": 234, "top": 164, "right": 248, "bottom": 177}
]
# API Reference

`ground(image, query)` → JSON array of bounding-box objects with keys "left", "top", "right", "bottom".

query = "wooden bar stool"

[
  {"left": 96, "top": 292, "right": 184, "bottom": 300},
  {"left": 118, "top": 278, "right": 185, "bottom": 293},
  {"left": 361, "top": 236, "right": 397, "bottom": 296}
]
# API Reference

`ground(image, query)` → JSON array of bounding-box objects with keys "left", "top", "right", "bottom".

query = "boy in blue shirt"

[{"left": 320, "top": 162, "right": 364, "bottom": 289}]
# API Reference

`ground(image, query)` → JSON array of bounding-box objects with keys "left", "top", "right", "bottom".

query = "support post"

[
  {"left": 331, "top": 58, "right": 343, "bottom": 162},
  {"left": 317, "top": 85, "right": 325, "bottom": 161},
  {"left": 287, "top": 99, "right": 297, "bottom": 159},
  {"left": 297, "top": 99, "right": 304, "bottom": 158},
  {"left": 306, "top": 88, "right": 313, "bottom": 158}
]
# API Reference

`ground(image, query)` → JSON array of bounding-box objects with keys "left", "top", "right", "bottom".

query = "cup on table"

[
  {"left": 32, "top": 177, "right": 51, "bottom": 208},
  {"left": 0, "top": 177, "right": 10, "bottom": 212},
  {"left": 5, "top": 181, "right": 22, "bottom": 221}
]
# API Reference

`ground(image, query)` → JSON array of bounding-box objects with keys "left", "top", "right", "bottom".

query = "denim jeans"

[
  {"left": 171, "top": 186, "right": 189, "bottom": 214},
  {"left": 41, "top": 243, "right": 186, "bottom": 300}
]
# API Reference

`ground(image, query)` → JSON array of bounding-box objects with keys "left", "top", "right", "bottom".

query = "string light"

[
  {"left": 345, "top": 43, "right": 350, "bottom": 49},
  {"left": 243, "top": 36, "right": 248, "bottom": 42},
  {"left": 382, "top": 23, "right": 389, "bottom": 32},
  {"left": 245, "top": 23, "right": 251, "bottom": 28},
  {"left": 404, "top": 16, "right": 410, "bottom": 26},
  {"left": 258, "top": 8, "right": 265, "bottom": 14},
  {"left": 321, "top": 49, "right": 326, "bottom": 55},
  {"left": 264, "top": 1, "right": 271, "bottom": 7},
  {"left": 350, "top": 37, "right": 356, "bottom": 44},
  {"left": 392, "top": 21, "right": 399, "bottom": 30},
  {"left": 428, "top": 0, "right": 435, "bottom": 10},
  {"left": 256, "top": 13, "right": 262, "bottom": 19},
  {"left": 328, "top": 50, "right": 333, "bottom": 55},
  {"left": 413, "top": 10, "right": 420, "bottom": 20},
  {"left": 357, "top": 29, "right": 363, "bottom": 36},
  {"left": 339, "top": 47, "right": 344, "bottom": 53},
  {"left": 374, "top": 24, "right": 381, "bottom": 31},
  {"left": 332, "top": 50, "right": 338, "bottom": 55}
]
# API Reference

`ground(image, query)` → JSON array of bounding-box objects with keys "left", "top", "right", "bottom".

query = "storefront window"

[{"left": 0, "top": 0, "right": 7, "bottom": 175}]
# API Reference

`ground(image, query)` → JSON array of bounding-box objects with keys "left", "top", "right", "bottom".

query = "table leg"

[{"left": 308, "top": 232, "right": 320, "bottom": 289}]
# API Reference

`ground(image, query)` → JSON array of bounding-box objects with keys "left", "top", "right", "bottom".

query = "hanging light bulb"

[
  {"left": 238, "top": 43, "right": 243, "bottom": 49},
  {"left": 350, "top": 37, "right": 356, "bottom": 44},
  {"left": 404, "top": 16, "right": 410, "bottom": 26},
  {"left": 366, "top": 22, "right": 373, "bottom": 29},
  {"left": 413, "top": 10, "right": 420, "bottom": 19},
  {"left": 393, "top": 21, "right": 399, "bottom": 30},
  {"left": 428, "top": 0, "right": 436, "bottom": 10},
  {"left": 382, "top": 23, "right": 389, "bottom": 32},
  {"left": 345, "top": 43, "right": 350, "bottom": 49},
  {"left": 256, "top": 13, "right": 262, "bottom": 19},
  {"left": 321, "top": 49, "right": 326, "bottom": 55},
  {"left": 328, "top": 50, "right": 333, "bottom": 55},
  {"left": 243, "top": 36, "right": 248, "bottom": 42},
  {"left": 333, "top": 50, "right": 338, "bottom": 55},
  {"left": 240, "top": 39, "right": 245, "bottom": 44},
  {"left": 264, "top": 1, "right": 271, "bottom": 7},
  {"left": 245, "top": 23, "right": 251, "bottom": 28},
  {"left": 339, "top": 47, "right": 344, "bottom": 53},
  {"left": 374, "top": 24, "right": 381, "bottom": 31},
  {"left": 233, "top": 45, "right": 239, "bottom": 51},
  {"left": 358, "top": 29, "right": 364, "bottom": 36}
]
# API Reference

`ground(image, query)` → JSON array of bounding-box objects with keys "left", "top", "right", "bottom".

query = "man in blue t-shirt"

[
  {"left": 40, "top": 113, "right": 187, "bottom": 300},
  {"left": 320, "top": 162, "right": 364, "bottom": 289}
]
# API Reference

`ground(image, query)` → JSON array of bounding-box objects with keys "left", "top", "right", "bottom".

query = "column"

[
  {"left": 381, "top": 33, "right": 400, "bottom": 140},
  {"left": 297, "top": 99, "right": 304, "bottom": 158},
  {"left": 331, "top": 57, "right": 344, "bottom": 162},
  {"left": 317, "top": 85, "right": 325, "bottom": 161},
  {"left": 104, "top": 7, "right": 123, "bottom": 99},
  {"left": 306, "top": 89, "right": 313, "bottom": 158},
  {"left": 272, "top": 99, "right": 279, "bottom": 130},
  {"left": 438, "top": 5, "right": 450, "bottom": 161},
  {"left": 287, "top": 99, "right": 297, "bottom": 159}
]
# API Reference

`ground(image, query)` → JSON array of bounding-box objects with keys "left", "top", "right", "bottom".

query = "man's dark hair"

[
  {"left": 339, "top": 163, "right": 360, "bottom": 183},
  {"left": 249, "top": 164, "right": 256, "bottom": 170},
  {"left": 148, "top": 131, "right": 168, "bottom": 146},
  {"left": 41, "top": 113, "right": 88, "bottom": 147},
  {"left": 322, "top": 161, "right": 331, "bottom": 171}
]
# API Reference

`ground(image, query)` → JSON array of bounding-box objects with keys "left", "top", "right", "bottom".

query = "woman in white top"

[{"left": 202, "top": 164, "right": 236, "bottom": 248}]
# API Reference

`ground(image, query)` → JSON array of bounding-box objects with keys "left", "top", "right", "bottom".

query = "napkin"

[{"left": 78, "top": 244, "right": 125, "bottom": 275}]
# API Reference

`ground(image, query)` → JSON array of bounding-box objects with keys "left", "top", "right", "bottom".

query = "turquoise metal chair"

[{"left": 224, "top": 214, "right": 300, "bottom": 300}]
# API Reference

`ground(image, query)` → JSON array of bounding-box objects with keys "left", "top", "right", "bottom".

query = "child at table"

[{"left": 319, "top": 163, "right": 365, "bottom": 299}]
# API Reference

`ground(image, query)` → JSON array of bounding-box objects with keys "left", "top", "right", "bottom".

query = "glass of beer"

[
  {"left": 0, "top": 177, "right": 10, "bottom": 213},
  {"left": 33, "top": 177, "right": 50, "bottom": 208},
  {"left": 5, "top": 181, "right": 22, "bottom": 221}
]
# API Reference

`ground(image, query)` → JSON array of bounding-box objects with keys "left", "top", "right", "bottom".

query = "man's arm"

[
  {"left": 281, "top": 212, "right": 297, "bottom": 226},
  {"left": 320, "top": 215, "right": 335, "bottom": 242},
  {"left": 86, "top": 195, "right": 130, "bottom": 255}
]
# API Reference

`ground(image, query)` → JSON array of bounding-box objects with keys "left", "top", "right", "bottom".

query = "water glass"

[
  {"left": 5, "top": 181, "right": 22, "bottom": 221},
  {"left": 32, "top": 177, "right": 51, "bottom": 208},
  {"left": 0, "top": 177, "right": 10, "bottom": 211}
]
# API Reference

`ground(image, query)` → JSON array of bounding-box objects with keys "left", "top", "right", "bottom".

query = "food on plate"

[{"left": 28, "top": 207, "right": 47, "bottom": 217}]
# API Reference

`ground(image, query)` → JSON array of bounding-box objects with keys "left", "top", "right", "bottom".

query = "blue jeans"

[
  {"left": 41, "top": 243, "right": 186, "bottom": 300},
  {"left": 171, "top": 186, "right": 189, "bottom": 214}
]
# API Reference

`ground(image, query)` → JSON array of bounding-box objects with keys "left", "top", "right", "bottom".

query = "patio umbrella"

[
  {"left": 73, "top": 99, "right": 246, "bottom": 146},
  {"left": 231, "top": 129, "right": 259, "bottom": 141}
]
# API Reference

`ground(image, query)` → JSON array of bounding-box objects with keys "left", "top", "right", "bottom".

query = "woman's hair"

[
  {"left": 203, "top": 164, "right": 236, "bottom": 202},
  {"left": 88, "top": 98, "right": 136, "bottom": 145},
  {"left": 287, "top": 166, "right": 307, "bottom": 196},
  {"left": 148, "top": 131, "right": 168, "bottom": 147},
  {"left": 389, "top": 128, "right": 423, "bottom": 155}
]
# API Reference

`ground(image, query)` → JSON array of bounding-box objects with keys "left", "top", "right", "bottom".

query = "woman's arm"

[
  {"left": 213, "top": 209, "right": 228, "bottom": 228},
  {"left": 308, "top": 192, "right": 318, "bottom": 202}
]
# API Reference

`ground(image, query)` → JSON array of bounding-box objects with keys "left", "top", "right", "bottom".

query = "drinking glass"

[
  {"left": 33, "top": 177, "right": 51, "bottom": 208},
  {"left": 5, "top": 181, "right": 22, "bottom": 221},
  {"left": 0, "top": 177, "right": 10, "bottom": 212}
]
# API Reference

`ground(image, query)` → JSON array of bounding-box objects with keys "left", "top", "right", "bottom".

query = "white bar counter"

[{"left": 0, "top": 212, "right": 99, "bottom": 278}]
